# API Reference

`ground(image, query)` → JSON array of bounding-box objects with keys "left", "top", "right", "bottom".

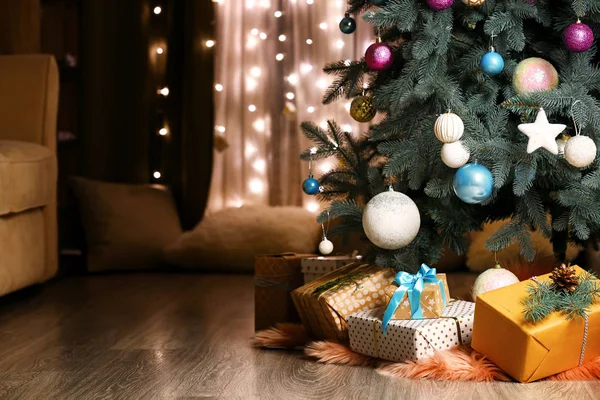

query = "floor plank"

[{"left": 0, "top": 273, "right": 597, "bottom": 399}]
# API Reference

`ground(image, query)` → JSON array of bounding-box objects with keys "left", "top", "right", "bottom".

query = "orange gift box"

[
  {"left": 254, "top": 253, "right": 316, "bottom": 331},
  {"left": 383, "top": 273, "right": 450, "bottom": 319},
  {"left": 472, "top": 266, "right": 600, "bottom": 382},
  {"left": 291, "top": 263, "right": 395, "bottom": 341}
]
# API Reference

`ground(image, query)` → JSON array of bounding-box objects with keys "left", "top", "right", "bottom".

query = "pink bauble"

[
  {"left": 472, "top": 266, "right": 520, "bottom": 298},
  {"left": 427, "top": 0, "right": 453, "bottom": 10},
  {"left": 365, "top": 42, "right": 393, "bottom": 71},
  {"left": 513, "top": 57, "right": 559, "bottom": 95},
  {"left": 564, "top": 21, "right": 594, "bottom": 53}
]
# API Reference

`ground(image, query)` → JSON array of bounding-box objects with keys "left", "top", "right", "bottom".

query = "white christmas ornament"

[
  {"left": 434, "top": 112, "right": 464, "bottom": 143},
  {"left": 362, "top": 187, "right": 421, "bottom": 250},
  {"left": 564, "top": 135, "right": 597, "bottom": 168},
  {"left": 472, "top": 264, "right": 520, "bottom": 298},
  {"left": 318, "top": 238, "right": 334, "bottom": 255},
  {"left": 518, "top": 108, "right": 566, "bottom": 155},
  {"left": 441, "top": 141, "right": 470, "bottom": 168}
]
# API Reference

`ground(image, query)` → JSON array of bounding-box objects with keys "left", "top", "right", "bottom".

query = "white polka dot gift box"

[
  {"left": 301, "top": 255, "right": 362, "bottom": 284},
  {"left": 292, "top": 263, "right": 396, "bottom": 341},
  {"left": 347, "top": 300, "right": 475, "bottom": 363}
]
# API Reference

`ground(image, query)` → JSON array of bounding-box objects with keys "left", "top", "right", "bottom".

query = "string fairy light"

[{"left": 209, "top": 0, "right": 362, "bottom": 209}]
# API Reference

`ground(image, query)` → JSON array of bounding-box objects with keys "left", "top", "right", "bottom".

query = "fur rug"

[{"left": 253, "top": 324, "right": 600, "bottom": 382}]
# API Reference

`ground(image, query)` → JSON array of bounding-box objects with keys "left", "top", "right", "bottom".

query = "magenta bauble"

[
  {"left": 513, "top": 57, "right": 559, "bottom": 95},
  {"left": 426, "top": 0, "right": 453, "bottom": 10},
  {"left": 563, "top": 21, "right": 594, "bottom": 53},
  {"left": 365, "top": 42, "right": 393, "bottom": 71}
]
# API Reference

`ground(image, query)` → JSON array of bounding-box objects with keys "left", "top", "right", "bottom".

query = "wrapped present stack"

[
  {"left": 347, "top": 263, "right": 475, "bottom": 363},
  {"left": 292, "top": 262, "right": 396, "bottom": 341},
  {"left": 254, "top": 253, "right": 315, "bottom": 331},
  {"left": 301, "top": 254, "right": 362, "bottom": 284},
  {"left": 472, "top": 264, "right": 600, "bottom": 382},
  {"left": 348, "top": 300, "right": 474, "bottom": 362}
]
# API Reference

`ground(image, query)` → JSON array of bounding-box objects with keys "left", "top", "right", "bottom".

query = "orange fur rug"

[{"left": 253, "top": 324, "right": 600, "bottom": 382}]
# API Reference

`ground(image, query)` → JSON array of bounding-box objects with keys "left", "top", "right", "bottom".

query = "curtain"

[{"left": 209, "top": 0, "right": 373, "bottom": 214}]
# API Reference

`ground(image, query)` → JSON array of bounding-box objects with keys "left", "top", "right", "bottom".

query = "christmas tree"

[{"left": 301, "top": 0, "right": 600, "bottom": 273}]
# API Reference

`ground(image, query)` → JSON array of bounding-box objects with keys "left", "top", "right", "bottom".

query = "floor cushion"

[{"left": 164, "top": 205, "right": 321, "bottom": 272}]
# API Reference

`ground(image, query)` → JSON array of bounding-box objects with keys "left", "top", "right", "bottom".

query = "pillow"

[
  {"left": 71, "top": 177, "right": 182, "bottom": 272},
  {"left": 164, "top": 205, "right": 321, "bottom": 272}
]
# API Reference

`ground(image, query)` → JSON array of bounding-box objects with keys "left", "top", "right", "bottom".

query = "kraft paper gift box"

[
  {"left": 254, "top": 253, "right": 316, "bottom": 331},
  {"left": 301, "top": 255, "right": 362, "bottom": 284},
  {"left": 348, "top": 300, "right": 475, "bottom": 362},
  {"left": 383, "top": 271, "right": 450, "bottom": 320},
  {"left": 291, "top": 263, "right": 396, "bottom": 341},
  {"left": 472, "top": 266, "right": 600, "bottom": 383}
]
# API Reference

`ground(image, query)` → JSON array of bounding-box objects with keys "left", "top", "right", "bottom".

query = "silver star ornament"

[{"left": 518, "top": 108, "right": 566, "bottom": 155}]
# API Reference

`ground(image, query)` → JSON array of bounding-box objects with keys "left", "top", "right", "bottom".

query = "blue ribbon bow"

[{"left": 382, "top": 264, "right": 446, "bottom": 334}]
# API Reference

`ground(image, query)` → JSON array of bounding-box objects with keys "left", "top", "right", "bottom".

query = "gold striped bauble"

[
  {"left": 462, "top": 0, "right": 485, "bottom": 6},
  {"left": 434, "top": 112, "right": 464, "bottom": 143}
]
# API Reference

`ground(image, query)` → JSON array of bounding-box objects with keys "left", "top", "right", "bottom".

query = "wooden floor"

[{"left": 0, "top": 273, "right": 598, "bottom": 399}]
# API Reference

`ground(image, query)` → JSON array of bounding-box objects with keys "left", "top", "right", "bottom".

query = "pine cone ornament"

[{"left": 550, "top": 264, "right": 579, "bottom": 293}]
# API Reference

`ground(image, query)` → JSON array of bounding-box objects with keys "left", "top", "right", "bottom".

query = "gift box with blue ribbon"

[
  {"left": 348, "top": 300, "right": 475, "bottom": 363},
  {"left": 382, "top": 264, "right": 451, "bottom": 332}
]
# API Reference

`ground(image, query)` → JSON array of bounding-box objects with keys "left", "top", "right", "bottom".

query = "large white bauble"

[
  {"left": 472, "top": 265, "right": 519, "bottom": 298},
  {"left": 319, "top": 238, "right": 334, "bottom": 255},
  {"left": 362, "top": 188, "right": 421, "bottom": 250},
  {"left": 441, "top": 141, "right": 470, "bottom": 168},
  {"left": 434, "top": 112, "right": 464, "bottom": 143},
  {"left": 564, "top": 136, "right": 597, "bottom": 168}
]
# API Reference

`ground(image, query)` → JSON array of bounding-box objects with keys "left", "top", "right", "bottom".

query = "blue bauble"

[
  {"left": 370, "top": 0, "right": 387, "bottom": 5},
  {"left": 453, "top": 164, "right": 494, "bottom": 204},
  {"left": 302, "top": 177, "right": 320, "bottom": 195},
  {"left": 339, "top": 15, "right": 356, "bottom": 34},
  {"left": 480, "top": 51, "right": 505, "bottom": 76}
]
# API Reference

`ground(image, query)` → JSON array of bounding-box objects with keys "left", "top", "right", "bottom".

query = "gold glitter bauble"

[
  {"left": 350, "top": 96, "right": 376, "bottom": 123},
  {"left": 462, "top": 0, "right": 485, "bottom": 6}
]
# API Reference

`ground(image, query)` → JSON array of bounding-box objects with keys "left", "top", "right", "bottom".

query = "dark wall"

[
  {"left": 79, "top": 0, "right": 213, "bottom": 227},
  {"left": 80, "top": 0, "right": 151, "bottom": 183},
  {"left": 0, "top": 0, "right": 40, "bottom": 54}
]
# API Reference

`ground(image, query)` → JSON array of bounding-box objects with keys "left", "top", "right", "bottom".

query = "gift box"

[
  {"left": 472, "top": 265, "right": 600, "bottom": 383},
  {"left": 291, "top": 263, "right": 396, "bottom": 341},
  {"left": 383, "top": 267, "right": 451, "bottom": 321},
  {"left": 348, "top": 300, "right": 475, "bottom": 362},
  {"left": 254, "top": 253, "right": 316, "bottom": 331},
  {"left": 301, "top": 255, "right": 362, "bottom": 284}
]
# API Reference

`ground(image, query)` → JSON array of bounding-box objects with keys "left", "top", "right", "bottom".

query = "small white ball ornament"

[
  {"left": 318, "top": 238, "right": 334, "bottom": 255},
  {"left": 564, "top": 135, "right": 597, "bottom": 168},
  {"left": 362, "top": 187, "right": 421, "bottom": 250},
  {"left": 472, "top": 264, "right": 520, "bottom": 298},
  {"left": 434, "top": 112, "right": 464, "bottom": 143},
  {"left": 441, "top": 141, "right": 470, "bottom": 168}
]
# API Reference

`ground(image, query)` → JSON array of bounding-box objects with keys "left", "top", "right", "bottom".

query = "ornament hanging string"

[
  {"left": 571, "top": 99, "right": 583, "bottom": 137},
  {"left": 321, "top": 210, "right": 330, "bottom": 240},
  {"left": 489, "top": 31, "right": 497, "bottom": 52}
]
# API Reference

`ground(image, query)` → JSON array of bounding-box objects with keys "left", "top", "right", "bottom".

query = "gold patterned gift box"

[
  {"left": 254, "top": 253, "right": 316, "bottom": 331},
  {"left": 383, "top": 273, "right": 451, "bottom": 320},
  {"left": 301, "top": 255, "right": 362, "bottom": 284},
  {"left": 348, "top": 300, "right": 475, "bottom": 363},
  {"left": 291, "top": 263, "right": 396, "bottom": 341}
]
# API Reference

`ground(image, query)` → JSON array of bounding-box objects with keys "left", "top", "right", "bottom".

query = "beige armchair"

[{"left": 0, "top": 55, "right": 58, "bottom": 295}]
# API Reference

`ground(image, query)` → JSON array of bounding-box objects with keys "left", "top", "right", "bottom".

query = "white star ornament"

[{"left": 518, "top": 108, "right": 566, "bottom": 155}]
